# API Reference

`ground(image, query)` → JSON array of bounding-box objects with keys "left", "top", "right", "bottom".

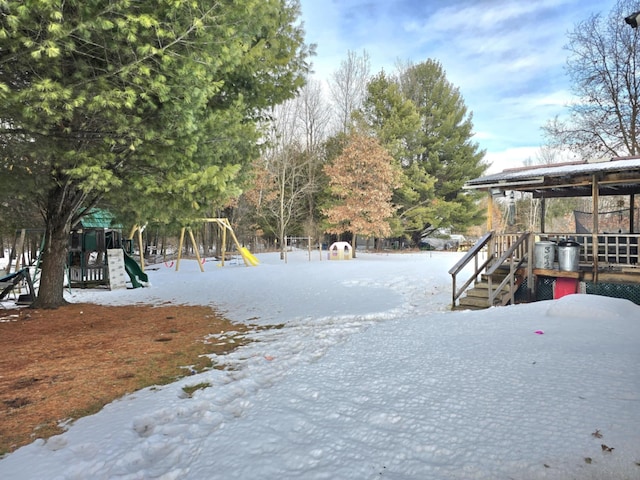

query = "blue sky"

[{"left": 298, "top": 0, "right": 620, "bottom": 173}]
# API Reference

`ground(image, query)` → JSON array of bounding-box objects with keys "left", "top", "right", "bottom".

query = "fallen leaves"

[
  {"left": 559, "top": 429, "right": 640, "bottom": 470},
  {"left": 0, "top": 303, "right": 250, "bottom": 454}
]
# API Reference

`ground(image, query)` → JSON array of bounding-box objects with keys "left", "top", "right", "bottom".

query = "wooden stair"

[
  {"left": 453, "top": 268, "right": 525, "bottom": 311},
  {"left": 450, "top": 232, "right": 531, "bottom": 311}
]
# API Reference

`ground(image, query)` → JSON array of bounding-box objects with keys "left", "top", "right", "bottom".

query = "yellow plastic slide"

[{"left": 239, "top": 247, "right": 259, "bottom": 266}]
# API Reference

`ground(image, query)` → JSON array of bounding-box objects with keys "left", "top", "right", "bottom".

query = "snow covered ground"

[{"left": 1, "top": 250, "right": 639, "bottom": 479}]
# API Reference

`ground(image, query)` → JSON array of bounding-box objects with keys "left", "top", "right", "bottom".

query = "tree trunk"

[
  {"left": 278, "top": 227, "right": 285, "bottom": 260},
  {"left": 33, "top": 215, "right": 71, "bottom": 309},
  {"left": 32, "top": 181, "right": 80, "bottom": 309}
]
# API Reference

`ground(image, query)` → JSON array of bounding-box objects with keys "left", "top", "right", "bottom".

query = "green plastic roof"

[{"left": 78, "top": 209, "right": 120, "bottom": 229}]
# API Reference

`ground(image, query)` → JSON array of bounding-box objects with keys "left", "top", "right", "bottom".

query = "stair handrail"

[
  {"left": 449, "top": 231, "right": 493, "bottom": 309},
  {"left": 486, "top": 232, "right": 530, "bottom": 307},
  {"left": 486, "top": 232, "right": 529, "bottom": 275}
]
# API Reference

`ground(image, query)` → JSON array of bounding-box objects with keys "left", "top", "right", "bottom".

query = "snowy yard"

[{"left": 1, "top": 250, "right": 639, "bottom": 479}]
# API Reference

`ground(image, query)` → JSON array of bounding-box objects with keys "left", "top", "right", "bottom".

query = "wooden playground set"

[{"left": 1, "top": 213, "right": 258, "bottom": 306}]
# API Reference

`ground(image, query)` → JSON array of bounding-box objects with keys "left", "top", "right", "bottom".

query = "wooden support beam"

[
  {"left": 533, "top": 268, "right": 580, "bottom": 279},
  {"left": 630, "top": 194, "right": 635, "bottom": 234},
  {"left": 527, "top": 231, "right": 535, "bottom": 301},
  {"left": 220, "top": 223, "right": 227, "bottom": 266},
  {"left": 176, "top": 227, "right": 186, "bottom": 272},
  {"left": 174, "top": 218, "right": 250, "bottom": 270},
  {"left": 137, "top": 227, "right": 145, "bottom": 273},
  {"left": 487, "top": 192, "right": 493, "bottom": 231},
  {"left": 592, "top": 175, "right": 599, "bottom": 283},
  {"left": 187, "top": 227, "right": 204, "bottom": 272}
]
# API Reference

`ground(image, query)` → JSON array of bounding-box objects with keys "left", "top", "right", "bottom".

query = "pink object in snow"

[{"left": 534, "top": 330, "right": 544, "bottom": 335}]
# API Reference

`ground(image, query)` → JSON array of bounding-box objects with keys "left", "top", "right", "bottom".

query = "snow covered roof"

[{"left": 465, "top": 156, "right": 640, "bottom": 198}]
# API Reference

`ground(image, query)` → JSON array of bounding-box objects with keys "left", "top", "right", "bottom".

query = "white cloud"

[
  {"left": 483, "top": 147, "right": 541, "bottom": 174},
  {"left": 482, "top": 146, "right": 580, "bottom": 174},
  {"left": 299, "top": 0, "right": 617, "bottom": 156}
]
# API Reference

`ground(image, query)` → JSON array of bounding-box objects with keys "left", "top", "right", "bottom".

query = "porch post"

[
  {"left": 487, "top": 192, "right": 493, "bottom": 231},
  {"left": 527, "top": 231, "right": 535, "bottom": 301},
  {"left": 592, "top": 175, "right": 599, "bottom": 282},
  {"left": 630, "top": 194, "right": 635, "bottom": 234},
  {"left": 540, "top": 197, "right": 546, "bottom": 233}
]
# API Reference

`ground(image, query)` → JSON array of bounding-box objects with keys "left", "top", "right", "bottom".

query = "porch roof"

[{"left": 464, "top": 156, "right": 640, "bottom": 198}]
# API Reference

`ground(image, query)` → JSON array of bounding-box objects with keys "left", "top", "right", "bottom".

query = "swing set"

[
  {"left": 129, "top": 218, "right": 260, "bottom": 272},
  {"left": 128, "top": 218, "right": 258, "bottom": 273},
  {"left": 175, "top": 218, "right": 259, "bottom": 272}
]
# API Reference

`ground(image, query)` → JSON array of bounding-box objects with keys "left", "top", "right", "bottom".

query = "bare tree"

[
  {"left": 521, "top": 145, "right": 576, "bottom": 229},
  {"left": 535, "top": 145, "right": 560, "bottom": 165},
  {"left": 244, "top": 96, "right": 321, "bottom": 259},
  {"left": 295, "top": 80, "right": 331, "bottom": 240},
  {"left": 329, "top": 50, "right": 371, "bottom": 134},
  {"left": 297, "top": 79, "right": 331, "bottom": 153},
  {"left": 544, "top": 0, "right": 640, "bottom": 158}
]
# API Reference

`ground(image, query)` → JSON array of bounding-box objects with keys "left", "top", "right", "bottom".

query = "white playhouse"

[{"left": 328, "top": 241, "right": 353, "bottom": 260}]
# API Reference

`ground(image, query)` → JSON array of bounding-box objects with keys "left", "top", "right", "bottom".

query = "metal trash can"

[
  {"left": 557, "top": 240, "right": 581, "bottom": 271},
  {"left": 534, "top": 241, "right": 556, "bottom": 269}
]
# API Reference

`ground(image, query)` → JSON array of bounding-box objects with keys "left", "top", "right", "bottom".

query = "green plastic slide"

[{"left": 123, "top": 249, "right": 149, "bottom": 288}]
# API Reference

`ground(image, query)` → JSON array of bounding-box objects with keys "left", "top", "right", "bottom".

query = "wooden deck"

[
  {"left": 450, "top": 232, "right": 640, "bottom": 310},
  {"left": 457, "top": 157, "right": 640, "bottom": 308}
]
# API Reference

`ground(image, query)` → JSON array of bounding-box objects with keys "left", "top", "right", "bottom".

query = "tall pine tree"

[
  {"left": 356, "top": 71, "right": 436, "bottom": 242},
  {"left": 398, "top": 60, "right": 486, "bottom": 243},
  {"left": 0, "top": 0, "right": 311, "bottom": 307}
]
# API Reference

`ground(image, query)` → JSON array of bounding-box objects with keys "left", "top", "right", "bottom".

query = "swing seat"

[{"left": 0, "top": 269, "right": 35, "bottom": 305}]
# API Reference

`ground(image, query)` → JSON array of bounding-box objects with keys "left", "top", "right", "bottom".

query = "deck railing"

[
  {"left": 535, "top": 233, "right": 640, "bottom": 267},
  {"left": 68, "top": 265, "right": 107, "bottom": 285},
  {"left": 448, "top": 231, "right": 493, "bottom": 308},
  {"left": 451, "top": 231, "right": 640, "bottom": 309},
  {"left": 490, "top": 233, "right": 529, "bottom": 262},
  {"left": 486, "top": 232, "right": 530, "bottom": 306}
]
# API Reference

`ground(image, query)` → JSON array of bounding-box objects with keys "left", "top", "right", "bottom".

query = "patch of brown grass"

[{"left": 0, "top": 302, "right": 250, "bottom": 455}]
